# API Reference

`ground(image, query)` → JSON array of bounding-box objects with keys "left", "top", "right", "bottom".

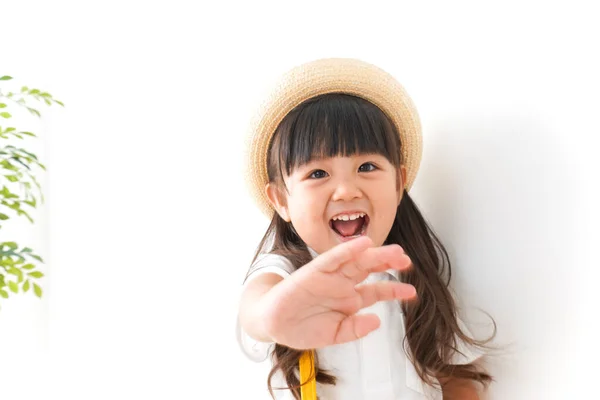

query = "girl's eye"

[
  {"left": 309, "top": 169, "right": 328, "bottom": 179},
  {"left": 358, "top": 162, "right": 377, "bottom": 172}
]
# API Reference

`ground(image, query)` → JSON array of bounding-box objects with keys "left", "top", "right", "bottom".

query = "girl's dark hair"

[{"left": 247, "top": 93, "right": 496, "bottom": 399}]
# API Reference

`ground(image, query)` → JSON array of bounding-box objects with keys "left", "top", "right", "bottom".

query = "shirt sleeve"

[
  {"left": 449, "top": 317, "right": 487, "bottom": 365},
  {"left": 236, "top": 253, "right": 295, "bottom": 362}
]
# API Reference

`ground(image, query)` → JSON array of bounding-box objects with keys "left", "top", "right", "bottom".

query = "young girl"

[{"left": 237, "top": 58, "right": 495, "bottom": 400}]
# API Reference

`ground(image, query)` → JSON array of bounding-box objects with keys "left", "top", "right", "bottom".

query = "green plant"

[{"left": 0, "top": 75, "right": 62, "bottom": 302}]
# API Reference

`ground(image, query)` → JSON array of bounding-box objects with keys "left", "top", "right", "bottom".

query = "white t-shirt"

[{"left": 236, "top": 250, "right": 485, "bottom": 400}]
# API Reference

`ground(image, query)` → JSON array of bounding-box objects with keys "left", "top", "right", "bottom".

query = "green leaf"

[
  {"left": 30, "top": 254, "right": 44, "bottom": 263},
  {"left": 23, "top": 198, "right": 37, "bottom": 207},
  {"left": 22, "top": 263, "right": 35, "bottom": 270},
  {"left": 0, "top": 103, "right": 6, "bottom": 108},
  {"left": 1, "top": 161, "right": 18, "bottom": 172},
  {"left": 21, "top": 131, "right": 36, "bottom": 137},
  {"left": 29, "top": 89, "right": 40, "bottom": 95},
  {"left": 2, "top": 242, "right": 18, "bottom": 250},
  {"left": 4, "top": 175, "right": 18, "bottom": 182},
  {"left": 23, "top": 279, "right": 30, "bottom": 292},
  {"left": 0, "top": 112, "right": 11, "bottom": 119},
  {"left": 33, "top": 283, "right": 42, "bottom": 297},
  {"left": 27, "top": 271, "right": 44, "bottom": 278},
  {"left": 0, "top": 289, "right": 8, "bottom": 298},
  {"left": 17, "top": 209, "right": 34, "bottom": 223},
  {"left": 21, "top": 86, "right": 29, "bottom": 93},
  {"left": 55, "top": 100, "right": 65, "bottom": 107},
  {"left": 7, "top": 267, "right": 23, "bottom": 282},
  {"left": 0, "top": 76, "right": 13, "bottom": 81},
  {"left": 26, "top": 108, "right": 40, "bottom": 117},
  {"left": 1, "top": 258, "right": 15, "bottom": 267},
  {"left": 1, "top": 186, "right": 19, "bottom": 198},
  {"left": 0, "top": 213, "right": 8, "bottom": 220},
  {"left": 16, "top": 147, "right": 38, "bottom": 159},
  {"left": 8, "top": 281, "right": 18, "bottom": 293}
]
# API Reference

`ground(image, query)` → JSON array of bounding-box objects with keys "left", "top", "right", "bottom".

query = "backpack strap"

[{"left": 299, "top": 350, "right": 317, "bottom": 400}]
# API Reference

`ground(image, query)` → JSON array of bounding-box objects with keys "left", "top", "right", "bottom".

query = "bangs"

[{"left": 268, "top": 94, "right": 402, "bottom": 179}]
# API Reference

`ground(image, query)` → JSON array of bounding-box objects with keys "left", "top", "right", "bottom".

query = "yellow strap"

[{"left": 299, "top": 350, "right": 317, "bottom": 400}]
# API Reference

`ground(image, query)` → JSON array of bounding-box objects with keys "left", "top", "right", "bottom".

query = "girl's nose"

[{"left": 331, "top": 178, "right": 363, "bottom": 202}]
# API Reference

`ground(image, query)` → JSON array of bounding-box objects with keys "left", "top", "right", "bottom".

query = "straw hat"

[{"left": 245, "top": 58, "right": 423, "bottom": 218}]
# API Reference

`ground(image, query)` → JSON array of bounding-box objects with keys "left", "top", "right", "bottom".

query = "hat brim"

[{"left": 245, "top": 58, "right": 422, "bottom": 218}]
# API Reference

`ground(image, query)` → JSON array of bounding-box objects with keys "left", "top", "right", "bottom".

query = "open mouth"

[{"left": 329, "top": 212, "right": 370, "bottom": 239}]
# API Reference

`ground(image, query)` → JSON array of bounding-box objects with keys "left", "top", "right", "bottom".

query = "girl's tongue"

[{"left": 331, "top": 218, "right": 363, "bottom": 237}]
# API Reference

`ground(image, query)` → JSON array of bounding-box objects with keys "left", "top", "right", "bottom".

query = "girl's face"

[{"left": 267, "top": 153, "right": 406, "bottom": 255}]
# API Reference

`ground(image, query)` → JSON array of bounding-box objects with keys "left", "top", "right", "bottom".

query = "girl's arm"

[{"left": 238, "top": 273, "right": 284, "bottom": 343}]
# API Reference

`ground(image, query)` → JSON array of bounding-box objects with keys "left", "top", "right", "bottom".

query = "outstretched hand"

[{"left": 259, "top": 236, "right": 416, "bottom": 350}]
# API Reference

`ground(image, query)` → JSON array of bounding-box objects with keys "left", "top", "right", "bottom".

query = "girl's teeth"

[{"left": 333, "top": 212, "right": 365, "bottom": 221}]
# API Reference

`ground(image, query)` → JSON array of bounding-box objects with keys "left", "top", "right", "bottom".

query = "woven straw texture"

[{"left": 245, "top": 58, "right": 422, "bottom": 218}]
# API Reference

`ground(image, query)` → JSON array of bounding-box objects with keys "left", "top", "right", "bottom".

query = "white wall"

[{"left": 2, "top": 1, "right": 598, "bottom": 399}]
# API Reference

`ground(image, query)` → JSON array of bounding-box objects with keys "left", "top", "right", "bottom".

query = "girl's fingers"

[
  {"left": 355, "top": 281, "right": 417, "bottom": 309},
  {"left": 338, "top": 244, "right": 411, "bottom": 281},
  {"left": 333, "top": 313, "right": 381, "bottom": 344},
  {"left": 311, "top": 236, "right": 374, "bottom": 273},
  {"left": 307, "top": 238, "right": 412, "bottom": 284}
]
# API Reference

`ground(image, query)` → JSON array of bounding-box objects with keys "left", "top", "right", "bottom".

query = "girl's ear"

[
  {"left": 397, "top": 165, "right": 407, "bottom": 206},
  {"left": 266, "top": 182, "right": 291, "bottom": 222}
]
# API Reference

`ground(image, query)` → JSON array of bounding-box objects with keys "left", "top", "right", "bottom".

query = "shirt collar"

[{"left": 307, "top": 247, "right": 319, "bottom": 259}]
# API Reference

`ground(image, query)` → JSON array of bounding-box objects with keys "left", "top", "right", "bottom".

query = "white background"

[{"left": 1, "top": 1, "right": 598, "bottom": 399}]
